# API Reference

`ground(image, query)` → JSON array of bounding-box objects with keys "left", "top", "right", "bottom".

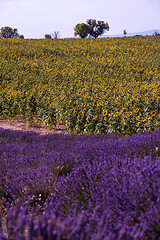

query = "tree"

[
  {"left": 123, "top": 29, "right": 127, "bottom": 37},
  {"left": 45, "top": 31, "right": 60, "bottom": 39},
  {"left": 19, "top": 35, "right": 24, "bottom": 39},
  {"left": 45, "top": 34, "right": 52, "bottom": 39},
  {"left": 153, "top": 31, "right": 160, "bottom": 36},
  {"left": 74, "top": 23, "right": 90, "bottom": 38},
  {"left": 87, "top": 19, "right": 109, "bottom": 38},
  {"left": 0, "top": 26, "right": 19, "bottom": 38},
  {"left": 52, "top": 31, "right": 60, "bottom": 39}
]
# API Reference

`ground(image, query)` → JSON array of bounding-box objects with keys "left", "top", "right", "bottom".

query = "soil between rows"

[{"left": 0, "top": 119, "right": 66, "bottom": 135}]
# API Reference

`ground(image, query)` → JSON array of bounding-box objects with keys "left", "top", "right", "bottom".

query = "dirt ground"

[{"left": 0, "top": 119, "right": 67, "bottom": 135}]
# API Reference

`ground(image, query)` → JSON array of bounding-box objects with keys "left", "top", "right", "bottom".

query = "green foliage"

[
  {"left": 0, "top": 37, "right": 159, "bottom": 135},
  {"left": 45, "top": 32, "right": 60, "bottom": 39},
  {"left": 74, "top": 23, "right": 90, "bottom": 38},
  {"left": 74, "top": 19, "right": 109, "bottom": 38},
  {"left": 39, "top": 106, "right": 57, "bottom": 128},
  {"left": 45, "top": 34, "right": 52, "bottom": 39},
  {"left": 87, "top": 19, "right": 109, "bottom": 38},
  {"left": 52, "top": 163, "right": 73, "bottom": 176},
  {"left": 19, "top": 35, "right": 24, "bottom": 39},
  {"left": 0, "top": 26, "right": 19, "bottom": 39}
]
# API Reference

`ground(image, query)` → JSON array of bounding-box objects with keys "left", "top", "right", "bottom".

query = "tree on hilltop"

[
  {"left": 0, "top": 26, "right": 20, "bottom": 38},
  {"left": 45, "top": 31, "right": 60, "bottom": 39},
  {"left": 52, "top": 31, "right": 60, "bottom": 39},
  {"left": 45, "top": 34, "right": 52, "bottom": 39},
  {"left": 74, "top": 19, "right": 109, "bottom": 38},
  {"left": 123, "top": 29, "right": 127, "bottom": 37},
  {"left": 74, "top": 23, "right": 90, "bottom": 38},
  {"left": 87, "top": 19, "right": 109, "bottom": 38}
]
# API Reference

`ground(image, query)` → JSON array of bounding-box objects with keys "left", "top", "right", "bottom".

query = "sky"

[{"left": 0, "top": 0, "right": 160, "bottom": 38}]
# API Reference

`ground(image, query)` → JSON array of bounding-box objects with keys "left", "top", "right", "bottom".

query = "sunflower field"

[{"left": 0, "top": 36, "right": 159, "bottom": 135}]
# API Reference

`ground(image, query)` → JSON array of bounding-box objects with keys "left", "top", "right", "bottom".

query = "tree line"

[
  {"left": 74, "top": 19, "right": 109, "bottom": 38},
  {"left": 0, "top": 26, "right": 24, "bottom": 39},
  {"left": 0, "top": 21, "right": 159, "bottom": 39},
  {"left": 0, "top": 19, "right": 109, "bottom": 39}
]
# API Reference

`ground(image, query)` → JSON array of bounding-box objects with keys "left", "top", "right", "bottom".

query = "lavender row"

[{"left": 0, "top": 128, "right": 160, "bottom": 239}]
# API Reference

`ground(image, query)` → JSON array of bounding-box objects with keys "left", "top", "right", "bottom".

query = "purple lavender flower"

[{"left": 0, "top": 128, "right": 159, "bottom": 239}]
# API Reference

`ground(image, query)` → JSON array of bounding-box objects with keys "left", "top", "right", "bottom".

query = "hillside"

[{"left": 103, "top": 29, "right": 160, "bottom": 38}]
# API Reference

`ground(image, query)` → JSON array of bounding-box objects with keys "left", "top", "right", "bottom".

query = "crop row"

[
  {"left": 0, "top": 128, "right": 160, "bottom": 239},
  {"left": 0, "top": 36, "right": 159, "bottom": 134}
]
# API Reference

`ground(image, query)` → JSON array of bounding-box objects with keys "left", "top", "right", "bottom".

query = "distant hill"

[{"left": 103, "top": 29, "right": 160, "bottom": 38}]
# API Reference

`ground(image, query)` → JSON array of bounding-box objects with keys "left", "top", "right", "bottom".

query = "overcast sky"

[{"left": 0, "top": 0, "right": 160, "bottom": 38}]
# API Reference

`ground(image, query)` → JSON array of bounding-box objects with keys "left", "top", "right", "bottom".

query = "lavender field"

[{"left": 0, "top": 128, "right": 160, "bottom": 239}]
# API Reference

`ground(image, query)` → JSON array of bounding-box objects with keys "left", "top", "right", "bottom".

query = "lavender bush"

[{"left": 0, "top": 128, "right": 160, "bottom": 239}]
